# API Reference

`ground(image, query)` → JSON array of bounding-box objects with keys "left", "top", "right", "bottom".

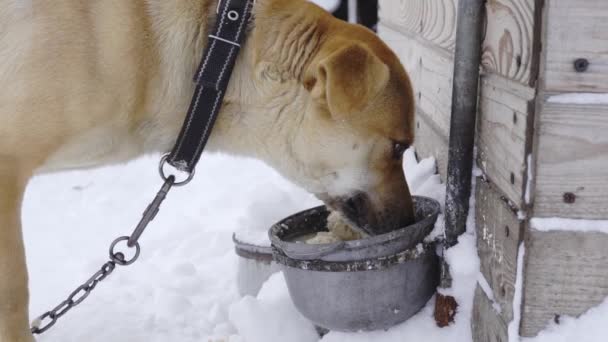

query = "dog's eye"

[{"left": 392, "top": 142, "right": 409, "bottom": 159}]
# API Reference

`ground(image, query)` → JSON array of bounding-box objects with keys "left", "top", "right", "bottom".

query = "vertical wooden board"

[
  {"left": 378, "top": 0, "right": 457, "bottom": 51},
  {"left": 414, "top": 109, "right": 449, "bottom": 178},
  {"left": 379, "top": 24, "right": 454, "bottom": 139},
  {"left": 534, "top": 99, "right": 608, "bottom": 219},
  {"left": 477, "top": 74, "right": 535, "bottom": 208},
  {"left": 482, "top": 0, "right": 536, "bottom": 85},
  {"left": 472, "top": 285, "right": 509, "bottom": 342},
  {"left": 521, "top": 229, "right": 608, "bottom": 337},
  {"left": 542, "top": 0, "right": 608, "bottom": 92},
  {"left": 476, "top": 178, "right": 523, "bottom": 323}
]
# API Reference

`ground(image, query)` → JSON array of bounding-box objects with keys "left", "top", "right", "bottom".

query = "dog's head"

[{"left": 284, "top": 23, "right": 416, "bottom": 235}]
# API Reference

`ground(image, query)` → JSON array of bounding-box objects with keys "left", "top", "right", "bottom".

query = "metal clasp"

[{"left": 126, "top": 173, "right": 176, "bottom": 248}]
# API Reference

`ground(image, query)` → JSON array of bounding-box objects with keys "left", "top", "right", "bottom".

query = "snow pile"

[
  {"left": 403, "top": 149, "right": 446, "bottom": 242},
  {"left": 547, "top": 93, "right": 608, "bottom": 105},
  {"left": 24, "top": 150, "right": 479, "bottom": 342},
  {"left": 229, "top": 273, "right": 318, "bottom": 342},
  {"left": 530, "top": 217, "right": 608, "bottom": 234},
  {"left": 508, "top": 245, "right": 526, "bottom": 342},
  {"left": 522, "top": 298, "right": 608, "bottom": 342},
  {"left": 234, "top": 180, "right": 319, "bottom": 247}
]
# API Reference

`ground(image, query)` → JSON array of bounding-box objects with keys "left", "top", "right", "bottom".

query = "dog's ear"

[{"left": 304, "top": 43, "right": 390, "bottom": 117}]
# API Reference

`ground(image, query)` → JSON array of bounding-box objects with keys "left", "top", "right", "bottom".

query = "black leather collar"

[{"left": 168, "top": 0, "right": 255, "bottom": 173}]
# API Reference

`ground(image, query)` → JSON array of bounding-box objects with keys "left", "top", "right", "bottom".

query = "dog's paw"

[{"left": 326, "top": 211, "right": 364, "bottom": 241}]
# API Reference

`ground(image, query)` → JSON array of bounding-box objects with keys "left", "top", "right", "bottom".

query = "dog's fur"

[{"left": 0, "top": 0, "right": 415, "bottom": 340}]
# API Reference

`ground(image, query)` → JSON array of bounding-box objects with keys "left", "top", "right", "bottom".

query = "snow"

[
  {"left": 522, "top": 297, "right": 608, "bottom": 342},
  {"left": 547, "top": 93, "right": 608, "bottom": 105},
  {"left": 24, "top": 149, "right": 478, "bottom": 341},
  {"left": 508, "top": 244, "right": 525, "bottom": 342},
  {"left": 530, "top": 217, "right": 608, "bottom": 234},
  {"left": 403, "top": 149, "right": 446, "bottom": 242},
  {"left": 229, "top": 273, "right": 319, "bottom": 342},
  {"left": 309, "top": 0, "right": 341, "bottom": 12},
  {"left": 477, "top": 273, "right": 501, "bottom": 314},
  {"left": 525, "top": 154, "right": 533, "bottom": 204},
  {"left": 233, "top": 181, "right": 320, "bottom": 247}
]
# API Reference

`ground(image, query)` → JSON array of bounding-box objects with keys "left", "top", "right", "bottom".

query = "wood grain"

[
  {"left": 378, "top": 23, "right": 454, "bottom": 143},
  {"left": 533, "top": 98, "right": 608, "bottom": 219},
  {"left": 475, "top": 178, "right": 523, "bottom": 323},
  {"left": 477, "top": 74, "right": 535, "bottom": 208},
  {"left": 542, "top": 0, "right": 608, "bottom": 92},
  {"left": 414, "top": 108, "right": 449, "bottom": 178},
  {"left": 472, "top": 285, "right": 509, "bottom": 342},
  {"left": 379, "top": 0, "right": 458, "bottom": 52},
  {"left": 521, "top": 228, "right": 608, "bottom": 337},
  {"left": 380, "top": 0, "right": 539, "bottom": 85},
  {"left": 482, "top": 0, "right": 536, "bottom": 85}
]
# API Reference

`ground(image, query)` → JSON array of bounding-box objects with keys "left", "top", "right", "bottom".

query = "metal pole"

[
  {"left": 435, "top": 0, "right": 484, "bottom": 327},
  {"left": 347, "top": 0, "right": 358, "bottom": 23},
  {"left": 444, "top": 0, "right": 484, "bottom": 247}
]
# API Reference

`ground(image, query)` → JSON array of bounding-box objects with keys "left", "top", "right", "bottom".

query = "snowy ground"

[
  {"left": 23, "top": 149, "right": 606, "bottom": 341},
  {"left": 23, "top": 149, "right": 473, "bottom": 342}
]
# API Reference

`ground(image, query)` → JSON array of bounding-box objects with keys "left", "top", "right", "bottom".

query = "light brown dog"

[{"left": 0, "top": 0, "right": 415, "bottom": 340}]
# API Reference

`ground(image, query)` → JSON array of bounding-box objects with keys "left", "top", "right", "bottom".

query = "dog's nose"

[
  {"left": 342, "top": 192, "right": 367, "bottom": 217},
  {"left": 337, "top": 192, "right": 370, "bottom": 227}
]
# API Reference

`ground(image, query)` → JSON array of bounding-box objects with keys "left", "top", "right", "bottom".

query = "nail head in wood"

[
  {"left": 573, "top": 58, "right": 589, "bottom": 72},
  {"left": 563, "top": 192, "right": 576, "bottom": 204}
]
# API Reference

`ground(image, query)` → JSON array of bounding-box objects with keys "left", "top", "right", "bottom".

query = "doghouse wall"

[{"left": 378, "top": 0, "right": 608, "bottom": 340}]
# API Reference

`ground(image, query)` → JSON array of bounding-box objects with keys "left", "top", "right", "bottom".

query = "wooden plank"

[
  {"left": 380, "top": 0, "right": 538, "bottom": 85},
  {"left": 378, "top": 23, "right": 454, "bottom": 140},
  {"left": 475, "top": 178, "right": 523, "bottom": 324},
  {"left": 414, "top": 108, "right": 449, "bottom": 178},
  {"left": 472, "top": 285, "right": 509, "bottom": 342},
  {"left": 477, "top": 74, "right": 535, "bottom": 208},
  {"left": 482, "top": 0, "right": 536, "bottom": 85},
  {"left": 542, "top": 0, "right": 608, "bottom": 92},
  {"left": 533, "top": 98, "right": 608, "bottom": 219},
  {"left": 521, "top": 228, "right": 608, "bottom": 337},
  {"left": 378, "top": 0, "right": 457, "bottom": 52}
]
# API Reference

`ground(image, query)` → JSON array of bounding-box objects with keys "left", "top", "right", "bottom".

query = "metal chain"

[{"left": 31, "top": 157, "right": 189, "bottom": 335}]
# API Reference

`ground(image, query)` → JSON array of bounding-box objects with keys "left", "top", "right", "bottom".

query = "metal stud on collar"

[
  {"left": 228, "top": 10, "right": 240, "bottom": 21},
  {"left": 217, "top": 0, "right": 256, "bottom": 14}
]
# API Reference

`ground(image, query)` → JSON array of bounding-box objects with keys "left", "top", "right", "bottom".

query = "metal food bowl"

[
  {"left": 269, "top": 196, "right": 441, "bottom": 332},
  {"left": 233, "top": 234, "right": 280, "bottom": 297}
]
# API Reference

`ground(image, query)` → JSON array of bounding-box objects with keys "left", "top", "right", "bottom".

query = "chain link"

[{"left": 31, "top": 171, "right": 181, "bottom": 335}]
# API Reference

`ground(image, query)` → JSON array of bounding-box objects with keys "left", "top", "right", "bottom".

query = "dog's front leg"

[{"left": 0, "top": 161, "right": 34, "bottom": 342}]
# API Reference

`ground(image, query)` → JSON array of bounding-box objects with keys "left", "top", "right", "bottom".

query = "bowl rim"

[
  {"left": 272, "top": 241, "right": 437, "bottom": 272},
  {"left": 269, "top": 196, "right": 441, "bottom": 260},
  {"left": 233, "top": 233, "right": 274, "bottom": 256}
]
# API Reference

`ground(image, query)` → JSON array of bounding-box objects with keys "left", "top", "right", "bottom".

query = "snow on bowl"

[{"left": 269, "top": 196, "right": 441, "bottom": 332}]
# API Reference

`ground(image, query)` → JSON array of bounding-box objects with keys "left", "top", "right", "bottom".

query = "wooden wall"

[
  {"left": 379, "top": 0, "right": 608, "bottom": 340},
  {"left": 520, "top": 0, "right": 608, "bottom": 337},
  {"left": 379, "top": 1, "right": 536, "bottom": 339}
]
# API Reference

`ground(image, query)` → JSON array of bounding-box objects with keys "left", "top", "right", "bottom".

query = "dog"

[{"left": 0, "top": 0, "right": 415, "bottom": 340}]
